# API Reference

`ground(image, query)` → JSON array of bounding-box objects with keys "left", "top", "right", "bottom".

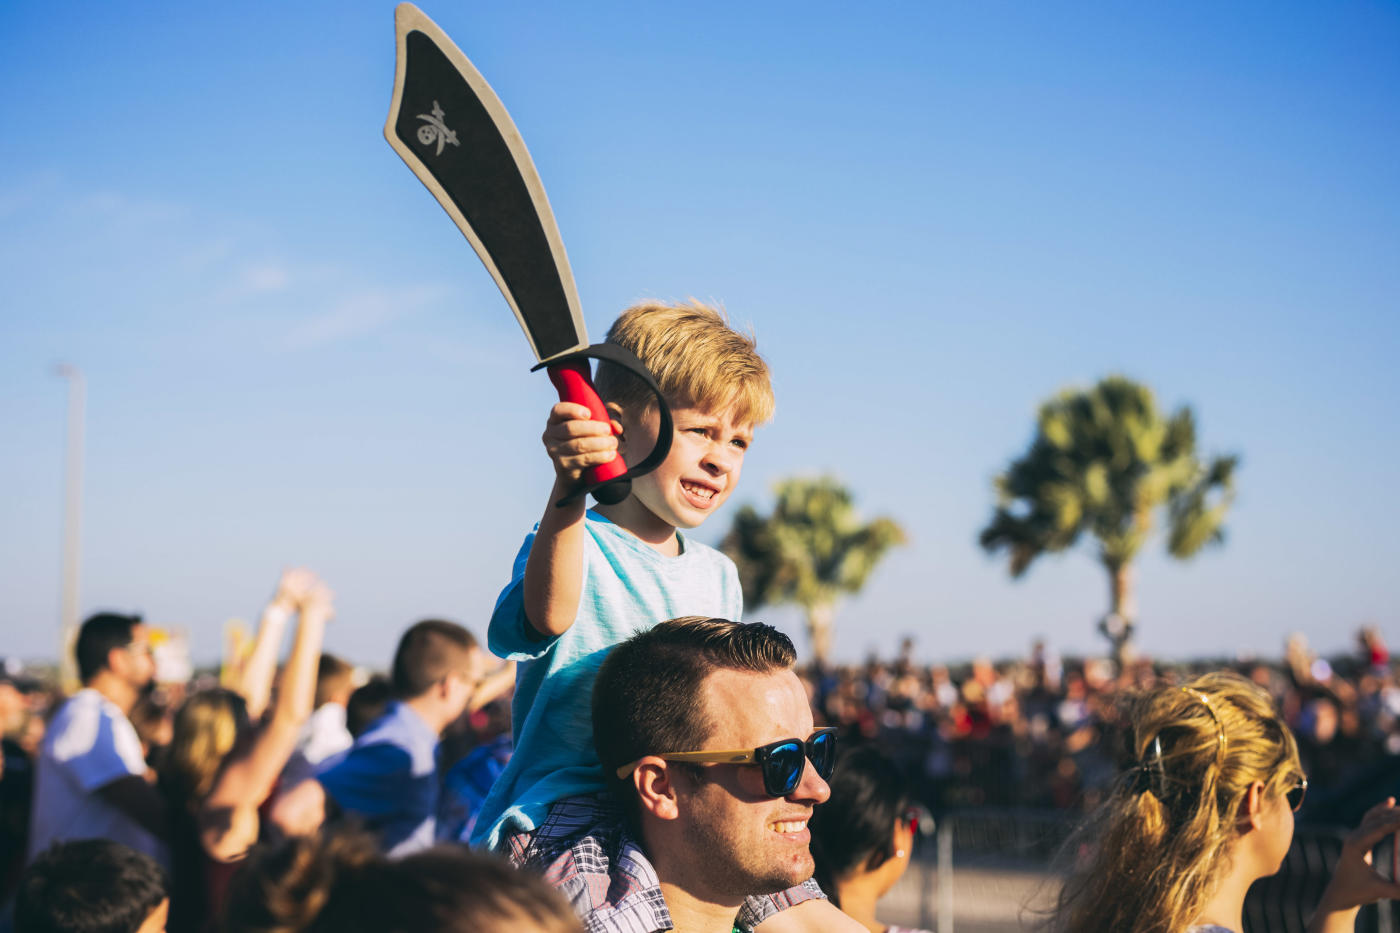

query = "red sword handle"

[
  {"left": 546, "top": 359, "right": 629, "bottom": 490},
  {"left": 536, "top": 343, "right": 670, "bottom": 508}
]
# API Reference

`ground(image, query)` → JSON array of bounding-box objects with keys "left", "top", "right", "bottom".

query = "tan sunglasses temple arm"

[{"left": 615, "top": 749, "right": 757, "bottom": 779}]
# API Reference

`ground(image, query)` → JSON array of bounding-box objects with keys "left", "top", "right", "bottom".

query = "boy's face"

[{"left": 620, "top": 401, "right": 752, "bottom": 530}]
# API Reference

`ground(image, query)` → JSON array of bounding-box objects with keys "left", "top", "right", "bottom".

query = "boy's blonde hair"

[
  {"left": 1046, "top": 671, "right": 1303, "bottom": 933},
  {"left": 594, "top": 301, "right": 774, "bottom": 427}
]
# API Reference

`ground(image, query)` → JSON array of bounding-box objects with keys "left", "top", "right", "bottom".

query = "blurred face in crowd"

[
  {"left": 115, "top": 624, "right": 157, "bottom": 691},
  {"left": 0, "top": 682, "right": 22, "bottom": 735},
  {"left": 672, "top": 667, "right": 831, "bottom": 900},
  {"left": 1309, "top": 699, "right": 1339, "bottom": 743},
  {"left": 443, "top": 646, "right": 486, "bottom": 723}
]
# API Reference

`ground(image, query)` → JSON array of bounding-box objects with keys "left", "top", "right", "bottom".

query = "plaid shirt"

[{"left": 504, "top": 792, "right": 823, "bottom": 933}]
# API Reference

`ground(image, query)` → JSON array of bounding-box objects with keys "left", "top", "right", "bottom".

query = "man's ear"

[{"left": 634, "top": 759, "right": 680, "bottom": 822}]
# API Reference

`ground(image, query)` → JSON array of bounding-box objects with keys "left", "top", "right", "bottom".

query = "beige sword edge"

[{"left": 384, "top": 1, "right": 590, "bottom": 364}]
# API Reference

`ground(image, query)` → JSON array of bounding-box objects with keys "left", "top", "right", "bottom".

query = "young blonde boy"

[{"left": 471, "top": 302, "right": 857, "bottom": 932}]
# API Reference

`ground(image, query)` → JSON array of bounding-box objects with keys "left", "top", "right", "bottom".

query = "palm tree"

[
  {"left": 979, "top": 376, "right": 1236, "bottom": 668},
  {"left": 721, "top": 476, "right": 905, "bottom": 665}
]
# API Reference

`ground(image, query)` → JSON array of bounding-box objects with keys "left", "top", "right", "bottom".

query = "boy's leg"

[{"left": 504, "top": 794, "right": 673, "bottom": 933}]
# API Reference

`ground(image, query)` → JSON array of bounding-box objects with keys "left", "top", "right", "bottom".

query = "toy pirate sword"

[{"left": 384, "top": 2, "right": 670, "bottom": 505}]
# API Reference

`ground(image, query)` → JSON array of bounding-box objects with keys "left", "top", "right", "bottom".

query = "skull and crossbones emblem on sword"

[{"left": 416, "top": 101, "right": 459, "bottom": 156}]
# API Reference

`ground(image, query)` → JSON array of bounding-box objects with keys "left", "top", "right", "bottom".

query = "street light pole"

[{"left": 54, "top": 364, "right": 85, "bottom": 691}]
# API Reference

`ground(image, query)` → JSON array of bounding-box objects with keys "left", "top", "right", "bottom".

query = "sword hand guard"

[{"left": 535, "top": 344, "right": 674, "bottom": 508}]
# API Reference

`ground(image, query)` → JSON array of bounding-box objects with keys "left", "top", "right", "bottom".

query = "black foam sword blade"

[
  {"left": 383, "top": 4, "right": 676, "bottom": 506},
  {"left": 384, "top": 2, "right": 587, "bottom": 363}
]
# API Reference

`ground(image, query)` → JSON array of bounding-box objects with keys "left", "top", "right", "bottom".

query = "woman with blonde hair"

[
  {"left": 1048, "top": 671, "right": 1400, "bottom": 933},
  {"left": 160, "top": 568, "right": 332, "bottom": 933}
]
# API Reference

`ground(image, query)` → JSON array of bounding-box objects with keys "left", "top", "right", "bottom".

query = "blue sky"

[{"left": 3, "top": 1, "right": 1397, "bottom": 667}]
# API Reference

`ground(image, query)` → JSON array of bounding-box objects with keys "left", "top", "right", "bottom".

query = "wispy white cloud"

[
  {"left": 241, "top": 262, "right": 290, "bottom": 293},
  {"left": 76, "top": 190, "right": 190, "bottom": 226},
  {"left": 279, "top": 283, "right": 450, "bottom": 350},
  {"left": 1, "top": 175, "right": 458, "bottom": 357},
  {"left": 0, "top": 172, "right": 62, "bottom": 219}
]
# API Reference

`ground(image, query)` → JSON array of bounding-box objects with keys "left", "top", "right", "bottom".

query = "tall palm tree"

[
  {"left": 979, "top": 376, "right": 1236, "bottom": 668},
  {"left": 722, "top": 476, "right": 905, "bottom": 665}
]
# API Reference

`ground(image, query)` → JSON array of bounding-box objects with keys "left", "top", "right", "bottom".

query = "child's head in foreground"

[
  {"left": 595, "top": 301, "right": 773, "bottom": 529},
  {"left": 17, "top": 839, "right": 169, "bottom": 933},
  {"left": 1047, "top": 670, "right": 1304, "bottom": 933},
  {"left": 224, "top": 830, "right": 582, "bottom": 933}
]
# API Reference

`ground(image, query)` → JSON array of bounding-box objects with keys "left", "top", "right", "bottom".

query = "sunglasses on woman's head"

[
  {"left": 616, "top": 728, "right": 838, "bottom": 798},
  {"left": 1286, "top": 776, "right": 1308, "bottom": 812}
]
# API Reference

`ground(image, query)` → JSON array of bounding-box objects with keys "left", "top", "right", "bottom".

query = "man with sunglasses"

[
  {"left": 512, "top": 616, "right": 862, "bottom": 933},
  {"left": 28, "top": 613, "right": 169, "bottom": 868}
]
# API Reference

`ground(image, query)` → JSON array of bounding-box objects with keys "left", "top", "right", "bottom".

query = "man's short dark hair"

[
  {"left": 592, "top": 617, "right": 796, "bottom": 795},
  {"left": 391, "top": 620, "right": 478, "bottom": 699},
  {"left": 75, "top": 613, "right": 142, "bottom": 684},
  {"left": 16, "top": 839, "right": 167, "bottom": 933},
  {"left": 347, "top": 675, "right": 393, "bottom": 737}
]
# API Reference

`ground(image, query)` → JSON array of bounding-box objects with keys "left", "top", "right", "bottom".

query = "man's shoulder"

[
  {"left": 51, "top": 687, "right": 106, "bottom": 718},
  {"left": 45, "top": 690, "right": 119, "bottom": 745},
  {"left": 512, "top": 793, "right": 672, "bottom": 933},
  {"left": 349, "top": 704, "right": 438, "bottom": 767},
  {"left": 320, "top": 736, "right": 416, "bottom": 791},
  {"left": 40, "top": 689, "right": 146, "bottom": 785},
  {"left": 354, "top": 704, "right": 426, "bottom": 748}
]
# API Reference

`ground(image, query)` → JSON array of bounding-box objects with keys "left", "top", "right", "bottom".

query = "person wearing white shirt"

[
  {"left": 282, "top": 653, "right": 356, "bottom": 785},
  {"left": 28, "top": 613, "right": 169, "bottom": 868}
]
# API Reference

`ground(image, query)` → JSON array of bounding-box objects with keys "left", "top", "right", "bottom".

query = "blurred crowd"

[
  {"left": 805, "top": 627, "right": 1397, "bottom": 822},
  {"left": 1, "top": 578, "right": 1391, "bottom": 933},
  {"left": 0, "top": 571, "right": 538, "bottom": 933}
]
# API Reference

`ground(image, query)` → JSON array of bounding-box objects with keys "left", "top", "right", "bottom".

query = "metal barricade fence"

[
  {"left": 882, "top": 809, "right": 1396, "bottom": 933},
  {"left": 884, "top": 808, "right": 1073, "bottom": 932}
]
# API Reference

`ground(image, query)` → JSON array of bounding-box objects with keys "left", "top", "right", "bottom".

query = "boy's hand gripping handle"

[
  {"left": 545, "top": 359, "right": 628, "bottom": 497},
  {"left": 535, "top": 343, "right": 673, "bottom": 508}
]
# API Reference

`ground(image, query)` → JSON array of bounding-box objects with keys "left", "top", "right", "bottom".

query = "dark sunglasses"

[
  {"left": 617, "top": 727, "right": 838, "bottom": 798},
  {"left": 1286, "top": 776, "right": 1308, "bottom": 812}
]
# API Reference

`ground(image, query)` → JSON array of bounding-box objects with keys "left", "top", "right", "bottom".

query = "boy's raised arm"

[{"left": 522, "top": 402, "right": 621, "bottom": 637}]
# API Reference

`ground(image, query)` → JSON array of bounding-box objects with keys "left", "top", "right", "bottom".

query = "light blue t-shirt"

[{"left": 469, "top": 510, "right": 742, "bottom": 850}]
